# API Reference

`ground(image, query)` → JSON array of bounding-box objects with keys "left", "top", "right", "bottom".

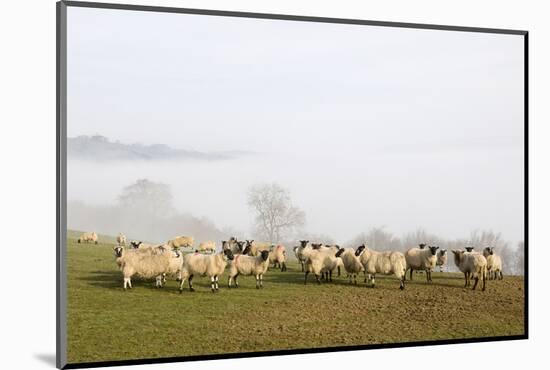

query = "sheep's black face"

[
  {"left": 299, "top": 240, "right": 309, "bottom": 247},
  {"left": 237, "top": 241, "right": 245, "bottom": 252},
  {"left": 242, "top": 245, "right": 251, "bottom": 255},
  {"left": 489, "top": 248, "right": 494, "bottom": 255},
  {"left": 130, "top": 241, "right": 142, "bottom": 249},
  {"left": 419, "top": 243, "right": 426, "bottom": 249},
  {"left": 114, "top": 247, "right": 123, "bottom": 257},
  {"left": 245, "top": 240, "right": 254, "bottom": 247},
  {"left": 428, "top": 246, "right": 439, "bottom": 255},
  {"left": 334, "top": 245, "right": 341, "bottom": 250},
  {"left": 311, "top": 243, "right": 322, "bottom": 250},
  {"left": 440, "top": 249, "right": 447, "bottom": 255},
  {"left": 221, "top": 241, "right": 228, "bottom": 250},
  {"left": 335, "top": 249, "right": 345, "bottom": 258},
  {"left": 224, "top": 249, "right": 234, "bottom": 260},
  {"left": 260, "top": 250, "right": 270, "bottom": 261},
  {"left": 355, "top": 245, "right": 365, "bottom": 256},
  {"left": 465, "top": 247, "right": 474, "bottom": 252}
]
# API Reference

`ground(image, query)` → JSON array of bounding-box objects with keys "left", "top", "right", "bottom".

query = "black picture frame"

[{"left": 56, "top": 1, "right": 528, "bottom": 368}]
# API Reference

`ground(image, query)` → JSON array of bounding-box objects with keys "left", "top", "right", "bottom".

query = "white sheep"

[
  {"left": 355, "top": 245, "right": 407, "bottom": 290},
  {"left": 116, "top": 233, "right": 127, "bottom": 246},
  {"left": 303, "top": 243, "right": 340, "bottom": 284},
  {"left": 167, "top": 235, "right": 194, "bottom": 249},
  {"left": 77, "top": 231, "right": 98, "bottom": 244},
  {"left": 483, "top": 247, "right": 503, "bottom": 280},
  {"left": 113, "top": 246, "right": 183, "bottom": 289},
  {"left": 228, "top": 250, "right": 270, "bottom": 289},
  {"left": 197, "top": 241, "right": 216, "bottom": 254},
  {"left": 436, "top": 249, "right": 448, "bottom": 272},
  {"left": 404, "top": 245, "right": 439, "bottom": 282},
  {"left": 179, "top": 249, "right": 234, "bottom": 292},
  {"left": 293, "top": 240, "right": 309, "bottom": 272},
  {"left": 335, "top": 248, "right": 364, "bottom": 284},
  {"left": 451, "top": 250, "right": 487, "bottom": 291},
  {"left": 268, "top": 244, "right": 287, "bottom": 271}
]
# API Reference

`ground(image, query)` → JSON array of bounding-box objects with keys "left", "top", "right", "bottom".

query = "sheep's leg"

[
  {"left": 364, "top": 271, "right": 367, "bottom": 283},
  {"left": 256, "top": 274, "right": 260, "bottom": 289},
  {"left": 179, "top": 276, "right": 187, "bottom": 292},
  {"left": 210, "top": 276, "right": 216, "bottom": 292},
  {"left": 301, "top": 261, "right": 304, "bottom": 272},
  {"left": 315, "top": 274, "right": 321, "bottom": 284},
  {"left": 260, "top": 274, "right": 264, "bottom": 288},
  {"left": 472, "top": 275, "right": 479, "bottom": 290},
  {"left": 304, "top": 271, "right": 309, "bottom": 285},
  {"left": 188, "top": 275, "right": 195, "bottom": 292},
  {"left": 400, "top": 278, "right": 405, "bottom": 290},
  {"left": 215, "top": 275, "right": 219, "bottom": 291},
  {"left": 228, "top": 275, "right": 232, "bottom": 288},
  {"left": 282, "top": 262, "right": 287, "bottom": 272},
  {"left": 123, "top": 277, "right": 131, "bottom": 290},
  {"left": 500, "top": 271, "right": 503, "bottom": 280},
  {"left": 337, "top": 266, "right": 341, "bottom": 277},
  {"left": 235, "top": 273, "right": 239, "bottom": 288},
  {"left": 329, "top": 270, "right": 333, "bottom": 282},
  {"left": 463, "top": 272, "right": 468, "bottom": 287},
  {"left": 409, "top": 268, "right": 414, "bottom": 281},
  {"left": 371, "top": 275, "right": 376, "bottom": 288}
]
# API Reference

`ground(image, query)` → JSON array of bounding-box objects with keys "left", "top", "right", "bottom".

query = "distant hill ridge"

[{"left": 68, "top": 135, "right": 248, "bottom": 161}]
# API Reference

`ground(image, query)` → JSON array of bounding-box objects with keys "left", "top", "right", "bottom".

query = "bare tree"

[
  {"left": 348, "top": 226, "right": 402, "bottom": 250},
  {"left": 118, "top": 178, "right": 175, "bottom": 218},
  {"left": 247, "top": 183, "right": 305, "bottom": 243}
]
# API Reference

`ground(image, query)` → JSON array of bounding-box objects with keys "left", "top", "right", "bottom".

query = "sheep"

[
  {"left": 436, "top": 249, "right": 448, "bottom": 272},
  {"left": 77, "top": 231, "right": 98, "bottom": 244},
  {"left": 483, "top": 247, "right": 503, "bottom": 280},
  {"left": 223, "top": 239, "right": 244, "bottom": 255},
  {"left": 404, "top": 245, "right": 439, "bottom": 282},
  {"left": 167, "top": 235, "right": 194, "bottom": 249},
  {"left": 179, "top": 249, "right": 234, "bottom": 292},
  {"left": 293, "top": 240, "right": 309, "bottom": 272},
  {"left": 113, "top": 246, "right": 183, "bottom": 289},
  {"left": 116, "top": 233, "right": 127, "bottom": 246},
  {"left": 228, "top": 250, "right": 270, "bottom": 289},
  {"left": 451, "top": 250, "right": 487, "bottom": 291},
  {"left": 268, "top": 244, "right": 287, "bottom": 271},
  {"left": 355, "top": 245, "right": 407, "bottom": 290},
  {"left": 197, "top": 241, "right": 216, "bottom": 254},
  {"left": 244, "top": 240, "right": 271, "bottom": 257},
  {"left": 335, "top": 248, "right": 364, "bottom": 284},
  {"left": 303, "top": 243, "right": 340, "bottom": 284}
]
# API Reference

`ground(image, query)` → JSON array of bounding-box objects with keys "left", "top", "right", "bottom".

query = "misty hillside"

[{"left": 68, "top": 135, "right": 247, "bottom": 161}]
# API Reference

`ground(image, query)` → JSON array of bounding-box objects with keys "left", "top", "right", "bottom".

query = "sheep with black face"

[
  {"left": 179, "top": 248, "right": 234, "bottom": 293},
  {"left": 404, "top": 245, "right": 439, "bottom": 282},
  {"left": 335, "top": 247, "right": 364, "bottom": 284},
  {"left": 355, "top": 244, "right": 407, "bottom": 290},
  {"left": 483, "top": 247, "right": 503, "bottom": 280},
  {"left": 293, "top": 240, "right": 309, "bottom": 272},
  {"left": 303, "top": 243, "right": 340, "bottom": 284},
  {"left": 228, "top": 250, "right": 271, "bottom": 289},
  {"left": 452, "top": 249, "right": 487, "bottom": 291},
  {"left": 436, "top": 249, "right": 448, "bottom": 272}
]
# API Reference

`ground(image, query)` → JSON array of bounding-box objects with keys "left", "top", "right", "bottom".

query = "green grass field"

[{"left": 66, "top": 231, "right": 525, "bottom": 364}]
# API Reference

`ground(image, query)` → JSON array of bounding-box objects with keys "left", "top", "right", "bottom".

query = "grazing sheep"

[
  {"left": 303, "top": 243, "right": 340, "bottom": 284},
  {"left": 113, "top": 246, "right": 183, "bottom": 289},
  {"left": 167, "top": 235, "right": 194, "bottom": 249},
  {"left": 197, "top": 241, "right": 216, "bottom": 254},
  {"left": 293, "top": 240, "right": 309, "bottom": 272},
  {"left": 179, "top": 249, "right": 234, "bottom": 292},
  {"left": 452, "top": 250, "right": 487, "bottom": 291},
  {"left": 436, "top": 249, "right": 448, "bottom": 272},
  {"left": 355, "top": 245, "right": 406, "bottom": 290},
  {"left": 244, "top": 240, "right": 271, "bottom": 257},
  {"left": 116, "top": 233, "right": 127, "bottom": 246},
  {"left": 335, "top": 248, "right": 364, "bottom": 284},
  {"left": 483, "top": 247, "right": 503, "bottom": 280},
  {"left": 77, "top": 232, "right": 98, "bottom": 244},
  {"left": 228, "top": 250, "right": 270, "bottom": 289},
  {"left": 268, "top": 244, "right": 287, "bottom": 271},
  {"left": 404, "top": 245, "right": 439, "bottom": 282}
]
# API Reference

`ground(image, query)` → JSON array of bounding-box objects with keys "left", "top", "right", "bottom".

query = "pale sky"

[{"left": 67, "top": 6, "right": 525, "bottom": 244}]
